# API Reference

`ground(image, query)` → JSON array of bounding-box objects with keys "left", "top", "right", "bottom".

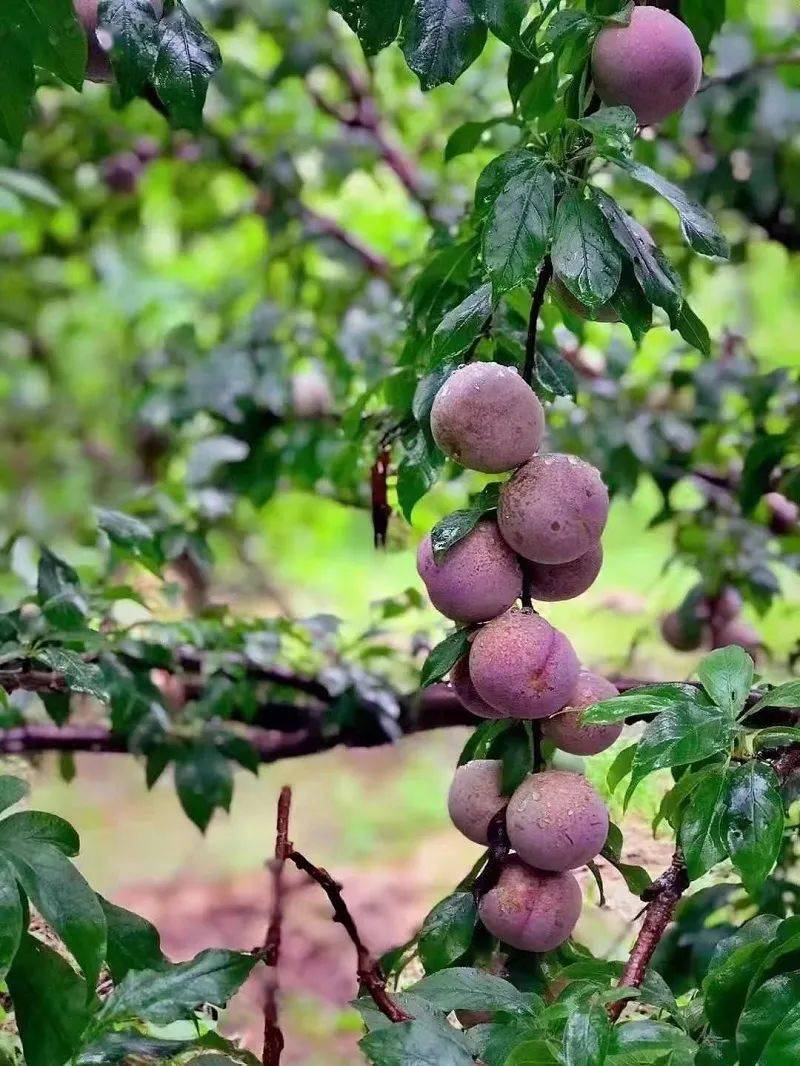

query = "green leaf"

[
  {"left": 37, "top": 549, "right": 79, "bottom": 610},
  {"left": 474, "top": 148, "right": 542, "bottom": 218},
  {"left": 330, "top": 0, "right": 406, "bottom": 55},
  {"left": 152, "top": 2, "right": 221, "bottom": 130},
  {"left": 678, "top": 766, "right": 729, "bottom": 880},
  {"left": 98, "top": 0, "right": 161, "bottom": 102},
  {"left": 577, "top": 106, "right": 637, "bottom": 155},
  {"left": 582, "top": 684, "right": 703, "bottom": 725},
  {"left": 431, "top": 282, "right": 492, "bottom": 364},
  {"left": 551, "top": 191, "right": 622, "bottom": 311},
  {"left": 459, "top": 717, "right": 514, "bottom": 763},
  {"left": 608, "top": 264, "right": 653, "bottom": 345},
  {"left": 94, "top": 948, "right": 257, "bottom": 1027},
  {"left": 420, "top": 629, "right": 471, "bottom": 687},
  {"left": 609, "top": 157, "right": 730, "bottom": 259},
  {"left": 0, "top": 834, "right": 106, "bottom": 989},
  {"left": 0, "top": 810, "right": 79, "bottom": 855},
  {"left": 174, "top": 746, "right": 234, "bottom": 832},
  {"left": 606, "top": 744, "right": 636, "bottom": 793},
  {"left": 737, "top": 972, "right": 800, "bottom": 1066},
  {"left": 0, "top": 30, "right": 35, "bottom": 149},
  {"left": 703, "top": 915, "right": 782, "bottom": 1039},
  {"left": 682, "top": 0, "right": 726, "bottom": 54},
  {"left": 611, "top": 1021, "right": 697, "bottom": 1065},
  {"left": 469, "top": 0, "right": 532, "bottom": 51},
  {"left": 757, "top": 1003, "right": 800, "bottom": 1065},
  {"left": 37, "top": 648, "right": 110, "bottom": 702},
  {"left": 0, "top": 776, "right": 28, "bottom": 815},
  {"left": 673, "top": 300, "right": 711, "bottom": 357},
  {"left": 534, "top": 342, "right": 578, "bottom": 400},
  {"left": 0, "top": 167, "right": 62, "bottom": 207},
  {"left": 401, "top": 0, "right": 487, "bottom": 91},
  {"left": 0, "top": 0, "right": 86, "bottom": 90},
  {"left": 99, "top": 896, "right": 166, "bottom": 982},
  {"left": 418, "top": 892, "right": 477, "bottom": 972},
  {"left": 361, "top": 1016, "right": 474, "bottom": 1065},
  {"left": 96, "top": 507, "right": 163, "bottom": 571},
  {"left": 698, "top": 647, "right": 754, "bottom": 717},
  {"left": 505, "top": 1041, "right": 561, "bottom": 1066},
  {"left": 696, "top": 1036, "right": 737, "bottom": 1066},
  {"left": 752, "top": 726, "right": 800, "bottom": 751},
  {"left": 77, "top": 1031, "right": 195, "bottom": 1065},
  {"left": 594, "top": 189, "right": 682, "bottom": 319},
  {"left": 626, "top": 699, "right": 734, "bottom": 803},
  {"left": 563, "top": 998, "right": 613, "bottom": 1066},
  {"left": 497, "top": 725, "right": 532, "bottom": 795},
  {"left": 747, "top": 681, "right": 800, "bottom": 717},
  {"left": 397, "top": 428, "right": 444, "bottom": 521},
  {"left": 483, "top": 163, "right": 555, "bottom": 295},
  {"left": 409, "top": 966, "right": 533, "bottom": 1014},
  {"left": 7, "top": 932, "right": 90, "bottom": 1066},
  {"left": 430, "top": 483, "right": 501, "bottom": 561},
  {"left": 739, "top": 434, "right": 791, "bottom": 514},
  {"left": 0, "top": 856, "right": 22, "bottom": 977},
  {"left": 722, "top": 762, "right": 784, "bottom": 897}
]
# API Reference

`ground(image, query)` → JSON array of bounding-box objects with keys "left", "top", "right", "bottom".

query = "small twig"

[
  {"left": 261, "top": 786, "right": 292, "bottom": 1066},
  {"left": 371, "top": 447, "right": 392, "bottom": 548},
  {"left": 523, "top": 258, "right": 554, "bottom": 385},
  {"left": 472, "top": 807, "right": 510, "bottom": 900},
  {"left": 286, "top": 849, "right": 411, "bottom": 1023}
]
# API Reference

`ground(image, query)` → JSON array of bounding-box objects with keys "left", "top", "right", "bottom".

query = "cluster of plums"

[
  {"left": 416, "top": 361, "right": 623, "bottom": 952},
  {"left": 661, "top": 586, "right": 760, "bottom": 658}
]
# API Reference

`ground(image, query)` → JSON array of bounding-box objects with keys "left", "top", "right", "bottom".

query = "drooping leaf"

[
  {"left": 721, "top": 762, "right": 784, "bottom": 897},
  {"left": 152, "top": 2, "right": 221, "bottom": 130},
  {"left": 401, "top": 0, "right": 487, "bottom": 91},
  {"left": 330, "top": 0, "right": 406, "bottom": 55},
  {"left": 174, "top": 746, "right": 234, "bottom": 832},
  {"left": 0, "top": 0, "right": 86, "bottom": 90},
  {"left": 551, "top": 191, "right": 622, "bottom": 311},
  {"left": 678, "top": 765, "right": 729, "bottom": 880},
  {"left": 420, "top": 628, "right": 471, "bottom": 687},
  {"left": 0, "top": 31, "right": 35, "bottom": 149},
  {"left": 673, "top": 300, "right": 711, "bottom": 357},
  {"left": 98, "top": 0, "right": 161, "bottom": 101},
  {"left": 484, "top": 163, "right": 555, "bottom": 294},
  {"left": 418, "top": 892, "right": 477, "bottom": 973},
  {"left": 431, "top": 282, "right": 493, "bottom": 364},
  {"left": 99, "top": 895, "right": 167, "bottom": 982},
  {"left": 397, "top": 428, "right": 444, "bottom": 521},
  {"left": 469, "top": 0, "right": 532, "bottom": 51},
  {"left": 534, "top": 342, "right": 577, "bottom": 400},
  {"left": 408, "top": 966, "right": 533, "bottom": 1015},
  {"left": 739, "top": 433, "right": 791, "bottom": 514}
]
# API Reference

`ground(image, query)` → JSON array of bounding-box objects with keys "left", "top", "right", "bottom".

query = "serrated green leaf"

[
  {"left": 484, "top": 163, "right": 555, "bottom": 294},
  {"left": 722, "top": 762, "right": 784, "bottom": 897},
  {"left": 361, "top": 1016, "right": 474, "bottom": 1065},
  {"left": 534, "top": 342, "right": 578, "bottom": 399},
  {"left": 152, "top": 3, "right": 221, "bottom": 130},
  {"left": 330, "top": 0, "right": 406, "bottom": 56},
  {"left": 99, "top": 0, "right": 161, "bottom": 102},
  {"left": 37, "top": 648, "right": 109, "bottom": 702},
  {"left": 552, "top": 191, "right": 622, "bottom": 310},
  {"left": 583, "top": 684, "right": 703, "bottom": 725},
  {"left": 698, "top": 646, "right": 754, "bottom": 717},
  {"left": 174, "top": 746, "right": 233, "bottom": 832},
  {"left": 563, "top": 997, "right": 613, "bottom": 1066},
  {"left": 402, "top": 0, "right": 487, "bottom": 91},
  {"left": 409, "top": 966, "right": 533, "bottom": 1014},
  {"left": 672, "top": 300, "right": 711, "bottom": 357}
]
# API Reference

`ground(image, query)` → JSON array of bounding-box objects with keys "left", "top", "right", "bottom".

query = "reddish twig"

[
  {"left": 286, "top": 848, "right": 411, "bottom": 1023},
  {"left": 262, "top": 786, "right": 293, "bottom": 1066},
  {"left": 371, "top": 447, "right": 392, "bottom": 548}
]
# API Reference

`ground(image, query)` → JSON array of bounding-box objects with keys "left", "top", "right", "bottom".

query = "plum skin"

[
  {"left": 74, "top": 0, "right": 164, "bottom": 82},
  {"left": 478, "top": 856, "right": 582, "bottom": 952},
  {"left": 498, "top": 453, "right": 609, "bottom": 565},
  {"left": 525, "top": 542, "right": 603, "bottom": 603},
  {"left": 469, "top": 609, "right": 580, "bottom": 720},
  {"left": 660, "top": 610, "right": 704, "bottom": 651},
  {"left": 430, "top": 362, "right": 545, "bottom": 474},
  {"left": 541, "top": 671, "right": 622, "bottom": 756},
  {"left": 506, "top": 770, "right": 609, "bottom": 871},
  {"left": 417, "top": 519, "right": 521, "bottom": 624},
  {"left": 713, "top": 619, "right": 760, "bottom": 657},
  {"left": 451, "top": 656, "right": 504, "bottom": 719},
  {"left": 592, "top": 6, "right": 703, "bottom": 126},
  {"left": 447, "top": 760, "right": 506, "bottom": 846}
]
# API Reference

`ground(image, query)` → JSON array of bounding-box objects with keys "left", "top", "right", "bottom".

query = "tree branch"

[
  {"left": 261, "top": 786, "right": 292, "bottom": 1066},
  {"left": 522, "top": 257, "right": 554, "bottom": 386}
]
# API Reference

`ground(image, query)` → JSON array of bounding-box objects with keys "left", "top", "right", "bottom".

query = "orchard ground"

[{"left": 19, "top": 479, "right": 799, "bottom": 1062}]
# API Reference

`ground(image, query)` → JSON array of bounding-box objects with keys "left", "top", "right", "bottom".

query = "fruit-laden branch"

[{"left": 610, "top": 742, "right": 800, "bottom": 1019}]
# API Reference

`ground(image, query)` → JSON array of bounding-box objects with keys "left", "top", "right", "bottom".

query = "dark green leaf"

[
  {"left": 696, "top": 1036, "right": 737, "bottom": 1066},
  {"left": 77, "top": 1031, "right": 195, "bottom": 1065},
  {"left": 611, "top": 1020, "right": 697, "bottom": 1065},
  {"left": 0, "top": 776, "right": 28, "bottom": 815},
  {"left": 100, "top": 895, "right": 166, "bottom": 982},
  {"left": 430, "top": 483, "right": 501, "bottom": 561},
  {"left": 418, "top": 892, "right": 477, "bottom": 972},
  {"left": 606, "top": 744, "right": 636, "bottom": 793},
  {"left": 752, "top": 726, "right": 800, "bottom": 751},
  {"left": 678, "top": 765, "right": 729, "bottom": 880},
  {"left": 722, "top": 762, "right": 784, "bottom": 896},
  {"left": 409, "top": 966, "right": 533, "bottom": 1014},
  {"left": 431, "top": 283, "right": 492, "bottom": 363},
  {"left": 737, "top": 972, "right": 800, "bottom": 1066},
  {"left": 401, "top": 0, "right": 487, "bottom": 90},
  {"left": 469, "top": 0, "right": 532, "bottom": 51},
  {"left": 0, "top": 31, "right": 35, "bottom": 149},
  {"left": 94, "top": 948, "right": 257, "bottom": 1027},
  {"left": 0, "top": 855, "right": 22, "bottom": 977},
  {"left": 474, "top": 149, "right": 542, "bottom": 218},
  {"left": 96, "top": 508, "right": 164, "bottom": 572},
  {"left": 37, "top": 546, "right": 80, "bottom": 604},
  {"left": 0, "top": 0, "right": 86, "bottom": 90},
  {"left": 626, "top": 700, "right": 734, "bottom": 803},
  {"left": 37, "top": 648, "right": 110, "bottom": 702},
  {"left": 497, "top": 725, "right": 532, "bottom": 795},
  {"left": 0, "top": 810, "right": 79, "bottom": 856},
  {"left": 504, "top": 1041, "right": 561, "bottom": 1066},
  {"left": 459, "top": 717, "right": 514, "bottom": 764},
  {"left": 577, "top": 106, "right": 637, "bottom": 155},
  {"left": 739, "top": 434, "right": 791, "bottom": 514},
  {"left": 152, "top": 3, "right": 221, "bottom": 130},
  {"left": 361, "top": 1016, "right": 474, "bottom": 1065},
  {"left": 534, "top": 342, "right": 578, "bottom": 400},
  {"left": 484, "top": 163, "right": 555, "bottom": 294},
  {"left": 703, "top": 915, "right": 782, "bottom": 1039},
  {"left": 552, "top": 191, "right": 622, "bottom": 311},
  {"left": 397, "top": 429, "right": 444, "bottom": 521},
  {"left": 544, "top": 10, "right": 598, "bottom": 50},
  {"left": 673, "top": 300, "right": 711, "bottom": 357},
  {"left": 420, "top": 629, "right": 471, "bottom": 687},
  {"left": 330, "top": 0, "right": 406, "bottom": 55},
  {"left": 98, "top": 0, "right": 161, "bottom": 102},
  {"left": 582, "top": 684, "right": 703, "bottom": 725},
  {"left": 698, "top": 646, "right": 754, "bottom": 717},
  {"left": 682, "top": 0, "right": 726, "bottom": 54},
  {"left": 174, "top": 746, "right": 234, "bottom": 832},
  {"left": 7, "top": 932, "right": 90, "bottom": 1066},
  {"left": 609, "top": 157, "right": 730, "bottom": 259},
  {"left": 563, "top": 998, "right": 613, "bottom": 1066},
  {"left": 748, "top": 681, "right": 800, "bottom": 717},
  {"left": 757, "top": 1005, "right": 800, "bottom": 1065}
]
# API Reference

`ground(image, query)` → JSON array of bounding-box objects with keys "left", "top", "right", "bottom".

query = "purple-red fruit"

[
  {"left": 498, "top": 454, "right": 609, "bottom": 565},
  {"left": 451, "top": 656, "right": 504, "bottom": 719},
  {"left": 417, "top": 519, "right": 521, "bottom": 624},
  {"left": 713, "top": 619, "right": 761, "bottom": 658},
  {"left": 660, "top": 610, "right": 704, "bottom": 651},
  {"left": 478, "top": 857, "right": 582, "bottom": 952},
  {"left": 506, "top": 770, "right": 609, "bottom": 871},
  {"left": 541, "top": 671, "right": 622, "bottom": 756},
  {"left": 430, "top": 362, "right": 545, "bottom": 474},
  {"left": 764, "top": 492, "right": 799, "bottom": 535},
  {"left": 447, "top": 760, "right": 506, "bottom": 846},
  {"left": 711, "top": 587, "right": 743, "bottom": 625},
  {"left": 592, "top": 6, "right": 703, "bottom": 126},
  {"left": 525, "top": 543, "right": 603, "bottom": 602},
  {"left": 469, "top": 609, "right": 580, "bottom": 720},
  {"left": 74, "top": 0, "right": 163, "bottom": 82}
]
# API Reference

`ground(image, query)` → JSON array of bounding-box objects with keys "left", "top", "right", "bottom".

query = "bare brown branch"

[{"left": 262, "top": 786, "right": 293, "bottom": 1066}]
